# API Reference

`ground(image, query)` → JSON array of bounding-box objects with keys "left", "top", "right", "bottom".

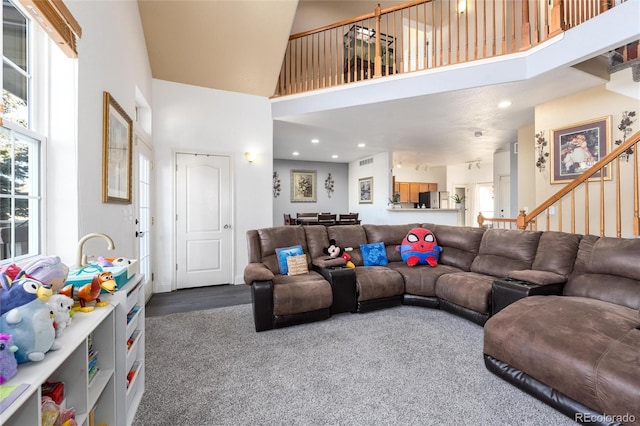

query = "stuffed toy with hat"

[
  {"left": 323, "top": 239, "right": 355, "bottom": 268},
  {"left": 396, "top": 228, "right": 442, "bottom": 267}
]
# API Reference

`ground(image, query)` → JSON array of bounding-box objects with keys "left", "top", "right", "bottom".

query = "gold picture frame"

[
  {"left": 102, "top": 91, "right": 133, "bottom": 203},
  {"left": 290, "top": 169, "right": 317, "bottom": 202},
  {"left": 550, "top": 116, "right": 611, "bottom": 184}
]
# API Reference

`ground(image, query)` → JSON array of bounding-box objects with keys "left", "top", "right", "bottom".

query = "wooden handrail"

[
  {"left": 276, "top": 0, "right": 619, "bottom": 97},
  {"left": 517, "top": 129, "right": 640, "bottom": 235}
]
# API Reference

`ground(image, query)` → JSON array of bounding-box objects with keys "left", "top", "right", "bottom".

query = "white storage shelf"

[
  {"left": 1, "top": 273, "right": 146, "bottom": 426},
  {"left": 104, "top": 273, "right": 146, "bottom": 426},
  {"left": 0, "top": 305, "right": 115, "bottom": 426}
]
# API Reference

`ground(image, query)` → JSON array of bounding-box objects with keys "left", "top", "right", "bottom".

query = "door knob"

[
  {"left": 223, "top": 224, "right": 230, "bottom": 229},
  {"left": 135, "top": 231, "right": 145, "bottom": 238}
]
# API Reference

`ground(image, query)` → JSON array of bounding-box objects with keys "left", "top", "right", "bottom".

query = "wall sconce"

[{"left": 244, "top": 151, "right": 254, "bottom": 163}]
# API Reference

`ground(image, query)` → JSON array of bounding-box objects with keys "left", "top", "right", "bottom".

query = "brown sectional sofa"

[{"left": 244, "top": 223, "right": 640, "bottom": 425}]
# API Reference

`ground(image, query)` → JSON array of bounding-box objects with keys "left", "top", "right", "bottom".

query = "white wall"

[
  {"left": 273, "top": 160, "right": 349, "bottom": 226},
  {"left": 55, "top": 0, "right": 153, "bottom": 266},
  {"left": 348, "top": 152, "right": 393, "bottom": 224},
  {"left": 392, "top": 165, "right": 447, "bottom": 188},
  {"left": 152, "top": 79, "right": 272, "bottom": 291}
]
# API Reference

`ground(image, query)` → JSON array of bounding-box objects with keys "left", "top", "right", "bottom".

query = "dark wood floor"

[{"left": 145, "top": 284, "right": 251, "bottom": 317}]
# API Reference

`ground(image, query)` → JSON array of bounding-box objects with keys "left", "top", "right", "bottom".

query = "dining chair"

[{"left": 317, "top": 213, "right": 336, "bottom": 226}]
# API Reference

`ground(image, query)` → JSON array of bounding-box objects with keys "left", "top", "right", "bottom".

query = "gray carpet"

[{"left": 133, "top": 304, "right": 577, "bottom": 426}]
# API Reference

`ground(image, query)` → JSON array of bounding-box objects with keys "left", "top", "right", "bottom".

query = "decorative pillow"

[
  {"left": 395, "top": 227, "right": 442, "bottom": 267},
  {"left": 360, "top": 242, "right": 388, "bottom": 266},
  {"left": 275, "top": 245, "right": 304, "bottom": 275},
  {"left": 286, "top": 254, "right": 309, "bottom": 276}
]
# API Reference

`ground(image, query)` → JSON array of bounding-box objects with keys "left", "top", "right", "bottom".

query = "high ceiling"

[{"left": 137, "top": 1, "right": 613, "bottom": 167}]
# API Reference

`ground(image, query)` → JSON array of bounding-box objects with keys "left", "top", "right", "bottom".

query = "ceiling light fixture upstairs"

[
  {"left": 358, "top": 143, "right": 366, "bottom": 148},
  {"left": 498, "top": 100, "right": 512, "bottom": 108},
  {"left": 331, "top": 154, "right": 338, "bottom": 159},
  {"left": 292, "top": 151, "right": 299, "bottom": 156},
  {"left": 311, "top": 138, "right": 320, "bottom": 144}
]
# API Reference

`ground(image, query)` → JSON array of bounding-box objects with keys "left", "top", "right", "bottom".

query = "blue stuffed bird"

[{"left": 0, "top": 274, "right": 53, "bottom": 317}]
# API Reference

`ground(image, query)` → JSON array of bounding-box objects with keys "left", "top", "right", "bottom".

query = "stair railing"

[{"left": 515, "top": 129, "right": 640, "bottom": 237}]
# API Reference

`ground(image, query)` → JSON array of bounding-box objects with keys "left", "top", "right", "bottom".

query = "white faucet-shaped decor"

[{"left": 76, "top": 233, "right": 115, "bottom": 267}]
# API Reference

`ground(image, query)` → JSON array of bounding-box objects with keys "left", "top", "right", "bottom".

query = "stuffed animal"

[
  {"left": 0, "top": 333, "right": 18, "bottom": 383},
  {"left": 21, "top": 256, "right": 69, "bottom": 293},
  {"left": 323, "top": 239, "right": 355, "bottom": 268},
  {"left": 0, "top": 275, "right": 53, "bottom": 317},
  {"left": 111, "top": 257, "right": 133, "bottom": 266},
  {"left": 396, "top": 228, "right": 442, "bottom": 267},
  {"left": 0, "top": 299, "right": 60, "bottom": 363},
  {"left": 47, "top": 294, "right": 74, "bottom": 337},
  {"left": 95, "top": 256, "right": 113, "bottom": 267},
  {"left": 60, "top": 271, "right": 116, "bottom": 313}
]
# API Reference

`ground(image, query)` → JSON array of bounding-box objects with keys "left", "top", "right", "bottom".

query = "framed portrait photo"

[
  {"left": 291, "top": 169, "right": 317, "bottom": 202},
  {"left": 359, "top": 176, "right": 373, "bottom": 203},
  {"left": 102, "top": 91, "right": 133, "bottom": 203},
  {"left": 550, "top": 116, "right": 611, "bottom": 184}
]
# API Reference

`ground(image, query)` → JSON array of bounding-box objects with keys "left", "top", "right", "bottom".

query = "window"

[
  {"left": 3, "top": 0, "right": 30, "bottom": 127},
  {"left": 0, "top": 123, "right": 42, "bottom": 261},
  {"left": 2, "top": 0, "right": 44, "bottom": 263}
]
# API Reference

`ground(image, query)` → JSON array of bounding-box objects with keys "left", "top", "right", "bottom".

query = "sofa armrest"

[
  {"left": 312, "top": 256, "right": 346, "bottom": 268},
  {"left": 312, "top": 265, "right": 357, "bottom": 314},
  {"left": 244, "top": 262, "right": 275, "bottom": 285},
  {"left": 508, "top": 270, "right": 567, "bottom": 286},
  {"left": 251, "top": 281, "right": 274, "bottom": 332}
]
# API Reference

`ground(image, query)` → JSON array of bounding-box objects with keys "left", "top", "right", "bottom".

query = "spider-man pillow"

[{"left": 395, "top": 228, "right": 442, "bottom": 267}]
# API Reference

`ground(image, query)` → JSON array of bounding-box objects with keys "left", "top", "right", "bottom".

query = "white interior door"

[
  {"left": 135, "top": 136, "right": 153, "bottom": 301},
  {"left": 176, "top": 153, "right": 231, "bottom": 288},
  {"left": 498, "top": 175, "right": 511, "bottom": 218}
]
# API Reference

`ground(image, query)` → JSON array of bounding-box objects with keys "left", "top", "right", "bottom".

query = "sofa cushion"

[
  {"left": 531, "top": 231, "right": 582, "bottom": 277},
  {"left": 275, "top": 245, "right": 304, "bottom": 275},
  {"left": 254, "top": 226, "right": 309, "bottom": 274},
  {"left": 360, "top": 242, "right": 388, "bottom": 266},
  {"left": 364, "top": 223, "right": 421, "bottom": 263},
  {"left": 484, "top": 296, "right": 640, "bottom": 419},
  {"left": 327, "top": 225, "right": 369, "bottom": 267},
  {"left": 353, "top": 266, "right": 404, "bottom": 302},
  {"left": 388, "top": 262, "right": 463, "bottom": 297},
  {"left": 565, "top": 235, "right": 640, "bottom": 310},
  {"left": 431, "top": 225, "right": 484, "bottom": 271},
  {"left": 435, "top": 272, "right": 495, "bottom": 314},
  {"left": 272, "top": 279, "right": 332, "bottom": 316},
  {"left": 470, "top": 229, "right": 541, "bottom": 278},
  {"left": 303, "top": 225, "right": 331, "bottom": 259}
]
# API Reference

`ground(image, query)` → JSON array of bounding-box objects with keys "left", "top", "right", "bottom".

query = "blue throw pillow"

[
  {"left": 275, "top": 245, "right": 304, "bottom": 275},
  {"left": 360, "top": 242, "right": 388, "bottom": 266}
]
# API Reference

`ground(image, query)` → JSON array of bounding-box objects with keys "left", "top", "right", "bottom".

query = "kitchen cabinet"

[{"left": 395, "top": 181, "right": 438, "bottom": 203}]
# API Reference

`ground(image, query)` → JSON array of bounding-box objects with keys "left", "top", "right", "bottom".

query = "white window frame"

[{"left": 1, "top": 0, "right": 47, "bottom": 263}]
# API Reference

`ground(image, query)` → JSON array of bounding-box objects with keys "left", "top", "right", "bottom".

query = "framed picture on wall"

[
  {"left": 291, "top": 169, "right": 317, "bottom": 202},
  {"left": 102, "top": 91, "right": 133, "bottom": 203},
  {"left": 550, "top": 116, "right": 611, "bottom": 184},
  {"left": 359, "top": 176, "right": 373, "bottom": 203}
]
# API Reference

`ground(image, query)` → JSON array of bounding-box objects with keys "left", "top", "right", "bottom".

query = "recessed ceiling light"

[
  {"left": 331, "top": 154, "right": 338, "bottom": 159},
  {"left": 292, "top": 151, "right": 299, "bottom": 156},
  {"left": 357, "top": 143, "right": 366, "bottom": 148},
  {"left": 311, "top": 139, "right": 320, "bottom": 144},
  {"left": 498, "top": 100, "right": 512, "bottom": 108}
]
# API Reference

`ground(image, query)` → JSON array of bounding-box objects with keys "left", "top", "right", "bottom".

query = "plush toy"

[
  {"left": 60, "top": 271, "right": 116, "bottom": 313},
  {"left": 111, "top": 257, "right": 133, "bottom": 266},
  {"left": 47, "top": 294, "right": 75, "bottom": 337},
  {"left": 0, "top": 275, "right": 53, "bottom": 317},
  {"left": 396, "top": 228, "right": 442, "bottom": 267},
  {"left": 22, "top": 256, "right": 69, "bottom": 293},
  {"left": 0, "top": 333, "right": 18, "bottom": 383},
  {"left": 323, "top": 239, "right": 355, "bottom": 268},
  {"left": 95, "top": 256, "right": 113, "bottom": 267},
  {"left": 0, "top": 298, "right": 60, "bottom": 363}
]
